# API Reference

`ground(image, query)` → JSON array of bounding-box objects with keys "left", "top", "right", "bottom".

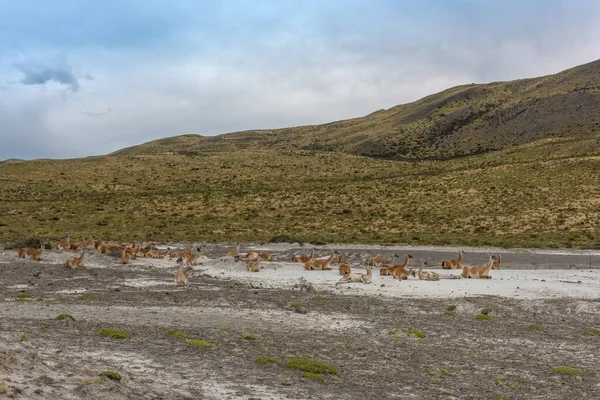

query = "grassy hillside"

[
  {"left": 113, "top": 59, "right": 600, "bottom": 160},
  {"left": 2, "top": 135, "right": 600, "bottom": 248}
]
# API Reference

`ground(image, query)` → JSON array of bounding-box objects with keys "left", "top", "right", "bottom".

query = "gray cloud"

[{"left": 14, "top": 62, "right": 80, "bottom": 92}]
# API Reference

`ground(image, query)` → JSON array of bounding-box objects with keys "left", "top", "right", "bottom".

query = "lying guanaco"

[
  {"left": 365, "top": 254, "right": 397, "bottom": 267},
  {"left": 391, "top": 254, "right": 413, "bottom": 280},
  {"left": 492, "top": 254, "right": 502, "bottom": 270},
  {"left": 292, "top": 248, "right": 315, "bottom": 263},
  {"left": 238, "top": 251, "right": 259, "bottom": 261},
  {"left": 461, "top": 255, "right": 495, "bottom": 279},
  {"left": 304, "top": 251, "right": 336, "bottom": 270},
  {"left": 337, "top": 264, "right": 372, "bottom": 284},
  {"left": 259, "top": 252, "right": 276, "bottom": 261},
  {"left": 186, "top": 248, "right": 207, "bottom": 266},
  {"left": 145, "top": 248, "right": 169, "bottom": 258},
  {"left": 170, "top": 249, "right": 189, "bottom": 259},
  {"left": 174, "top": 258, "right": 189, "bottom": 285},
  {"left": 65, "top": 251, "right": 86, "bottom": 269},
  {"left": 338, "top": 263, "right": 351, "bottom": 275},
  {"left": 442, "top": 250, "right": 464, "bottom": 269},
  {"left": 57, "top": 236, "right": 71, "bottom": 252},
  {"left": 417, "top": 260, "right": 439, "bottom": 280},
  {"left": 18, "top": 244, "right": 45, "bottom": 261},
  {"left": 227, "top": 243, "right": 240, "bottom": 257},
  {"left": 246, "top": 256, "right": 261, "bottom": 272}
]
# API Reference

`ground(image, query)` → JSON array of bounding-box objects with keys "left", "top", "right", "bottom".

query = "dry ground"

[{"left": 0, "top": 246, "right": 599, "bottom": 399}]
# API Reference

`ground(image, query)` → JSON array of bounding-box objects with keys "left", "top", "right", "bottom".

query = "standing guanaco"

[
  {"left": 121, "top": 247, "right": 131, "bottom": 264},
  {"left": 492, "top": 254, "right": 502, "bottom": 270}
]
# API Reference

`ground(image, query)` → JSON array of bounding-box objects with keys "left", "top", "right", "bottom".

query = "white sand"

[{"left": 194, "top": 258, "right": 600, "bottom": 300}]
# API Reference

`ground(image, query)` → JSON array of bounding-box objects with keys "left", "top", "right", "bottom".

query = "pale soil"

[{"left": 0, "top": 245, "right": 599, "bottom": 399}]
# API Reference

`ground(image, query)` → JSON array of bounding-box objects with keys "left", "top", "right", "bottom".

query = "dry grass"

[{"left": 1, "top": 135, "right": 600, "bottom": 248}]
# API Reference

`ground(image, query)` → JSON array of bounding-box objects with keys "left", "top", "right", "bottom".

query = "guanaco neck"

[
  {"left": 400, "top": 255, "right": 409, "bottom": 268},
  {"left": 458, "top": 251, "right": 463, "bottom": 263}
]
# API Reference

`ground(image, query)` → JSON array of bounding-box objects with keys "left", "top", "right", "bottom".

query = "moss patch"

[
  {"left": 16, "top": 292, "right": 31, "bottom": 299},
  {"left": 302, "top": 372, "right": 325, "bottom": 382},
  {"left": 243, "top": 333, "right": 257, "bottom": 340},
  {"left": 291, "top": 302, "right": 305, "bottom": 308},
  {"left": 185, "top": 339, "right": 214, "bottom": 348},
  {"left": 285, "top": 358, "right": 338, "bottom": 375},
  {"left": 312, "top": 295, "right": 327, "bottom": 300},
  {"left": 583, "top": 328, "right": 600, "bottom": 336},
  {"left": 166, "top": 330, "right": 192, "bottom": 339},
  {"left": 79, "top": 293, "right": 98, "bottom": 302},
  {"left": 476, "top": 314, "right": 491, "bottom": 321},
  {"left": 447, "top": 304, "right": 457, "bottom": 311},
  {"left": 552, "top": 366, "right": 582, "bottom": 376},
  {"left": 406, "top": 329, "right": 427, "bottom": 338},
  {"left": 480, "top": 307, "right": 491, "bottom": 315},
  {"left": 99, "top": 329, "right": 130, "bottom": 339},
  {"left": 54, "top": 314, "right": 76, "bottom": 321},
  {"left": 528, "top": 324, "right": 541, "bottom": 330},
  {"left": 255, "top": 357, "right": 280, "bottom": 366},
  {"left": 441, "top": 311, "right": 456, "bottom": 317},
  {"left": 99, "top": 371, "right": 122, "bottom": 381}
]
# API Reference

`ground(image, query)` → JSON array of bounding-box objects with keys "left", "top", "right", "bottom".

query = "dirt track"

[{"left": 0, "top": 246, "right": 599, "bottom": 399}]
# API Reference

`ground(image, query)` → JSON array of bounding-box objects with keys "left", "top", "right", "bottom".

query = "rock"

[{"left": 294, "top": 307, "right": 307, "bottom": 314}]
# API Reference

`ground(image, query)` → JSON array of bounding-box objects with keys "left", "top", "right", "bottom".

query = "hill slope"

[
  {"left": 3, "top": 134, "right": 600, "bottom": 248},
  {"left": 112, "top": 59, "right": 600, "bottom": 159}
]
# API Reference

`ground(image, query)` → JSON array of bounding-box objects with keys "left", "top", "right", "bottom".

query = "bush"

[
  {"left": 255, "top": 357, "right": 280, "bottom": 365},
  {"left": 552, "top": 366, "right": 582, "bottom": 376}
]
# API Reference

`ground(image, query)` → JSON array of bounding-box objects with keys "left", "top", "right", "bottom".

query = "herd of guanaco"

[
  {"left": 228, "top": 245, "right": 502, "bottom": 284},
  {"left": 17, "top": 237, "right": 502, "bottom": 286}
]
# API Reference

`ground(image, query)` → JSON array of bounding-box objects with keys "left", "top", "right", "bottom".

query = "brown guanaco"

[
  {"left": 292, "top": 248, "right": 315, "bottom": 263},
  {"left": 337, "top": 265, "right": 372, "bottom": 284},
  {"left": 65, "top": 251, "right": 86, "bottom": 269},
  {"left": 18, "top": 244, "right": 45, "bottom": 261},
  {"left": 304, "top": 251, "right": 336, "bottom": 270},
  {"left": 461, "top": 255, "right": 496, "bottom": 279},
  {"left": 391, "top": 254, "right": 413, "bottom": 280},
  {"left": 442, "top": 250, "right": 464, "bottom": 269}
]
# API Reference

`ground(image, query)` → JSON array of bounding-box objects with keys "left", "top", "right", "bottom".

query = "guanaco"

[
  {"left": 65, "top": 251, "right": 86, "bottom": 269},
  {"left": 337, "top": 264, "right": 372, "bottom": 284},
  {"left": 442, "top": 250, "right": 464, "bottom": 269},
  {"left": 338, "top": 263, "right": 351, "bottom": 275},
  {"left": 391, "top": 254, "right": 413, "bottom": 280},
  {"left": 304, "top": 251, "right": 336, "bottom": 270},
  {"left": 461, "top": 255, "right": 495, "bottom": 279},
  {"left": 227, "top": 243, "right": 240, "bottom": 257},
  {"left": 57, "top": 236, "right": 71, "bottom": 252},
  {"left": 238, "top": 251, "right": 259, "bottom": 261},
  {"left": 365, "top": 254, "right": 397, "bottom": 267},
  {"left": 259, "top": 252, "right": 276, "bottom": 261},
  {"left": 492, "top": 254, "right": 502, "bottom": 270},
  {"left": 292, "top": 248, "right": 315, "bottom": 263},
  {"left": 417, "top": 260, "right": 439, "bottom": 281},
  {"left": 174, "top": 258, "right": 189, "bottom": 285},
  {"left": 121, "top": 247, "right": 131, "bottom": 264},
  {"left": 18, "top": 244, "right": 45, "bottom": 261},
  {"left": 246, "top": 256, "right": 261, "bottom": 272},
  {"left": 145, "top": 248, "right": 169, "bottom": 258}
]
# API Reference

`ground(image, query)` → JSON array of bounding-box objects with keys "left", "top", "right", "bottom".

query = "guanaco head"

[{"left": 409, "top": 268, "right": 416, "bottom": 277}]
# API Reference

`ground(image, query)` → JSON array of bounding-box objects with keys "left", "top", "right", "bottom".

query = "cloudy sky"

[{"left": 1, "top": 0, "right": 599, "bottom": 160}]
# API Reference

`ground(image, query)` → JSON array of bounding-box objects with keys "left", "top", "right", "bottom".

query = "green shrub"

[
  {"left": 406, "top": 329, "right": 426, "bottom": 338},
  {"left": 476, "top": 314, "right": 491, "bottom": 321},
  {"left": 583, "top": 328, "right": 600, "bottom": 336},
  {"left": 447, "top": 305, "right": 457, "bottom": 311},
  {"left": 166, "top": 330, "right": 192, "bottom": 339}
]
